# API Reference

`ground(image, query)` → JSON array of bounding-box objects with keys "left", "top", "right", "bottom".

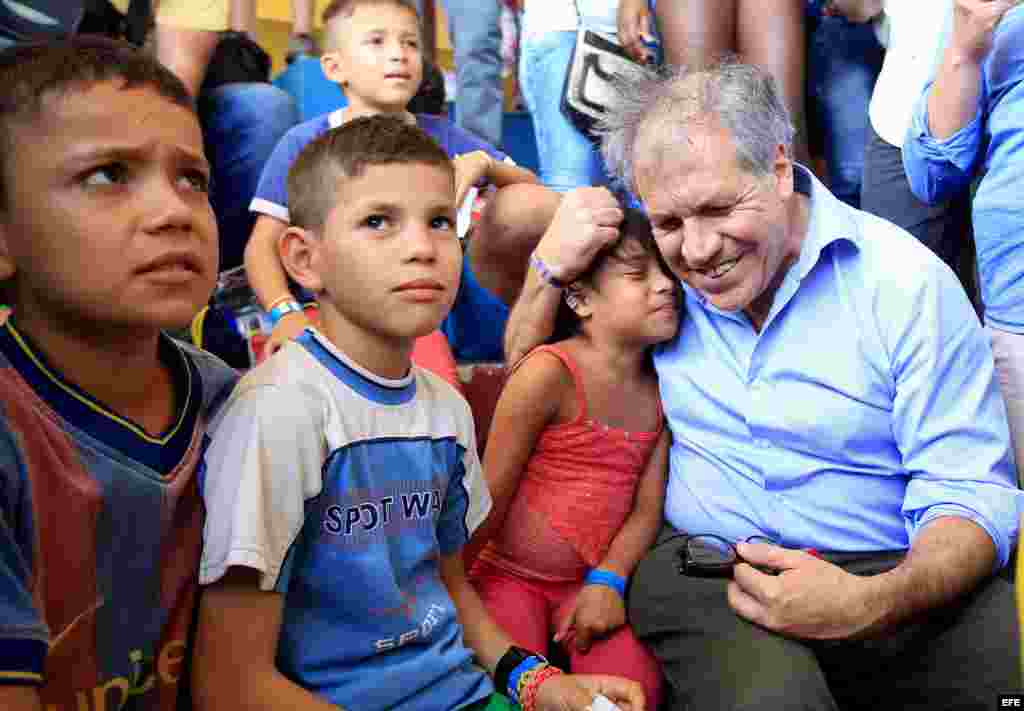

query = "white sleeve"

[{"left": 199, "top": 383, "right": 327, "bottom": 591}]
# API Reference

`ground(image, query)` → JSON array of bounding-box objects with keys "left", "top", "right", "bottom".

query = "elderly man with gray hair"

[{"left": 503, "top": 61, "right": 1021, "bottom": 709}]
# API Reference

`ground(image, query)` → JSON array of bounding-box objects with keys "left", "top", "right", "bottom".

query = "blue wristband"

[
  {"left": 268, "top": 299, "right": 304, "bottom": 326},
  {"left": 507, "top": 655, "right": 544, "bottom": 703},
  {"left": 585, "top": 569, "right": 627, "bottom": 599}
]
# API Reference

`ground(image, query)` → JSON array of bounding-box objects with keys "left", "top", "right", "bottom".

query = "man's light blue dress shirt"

[
  {"left": 903, "top": 6, "right": 1024, "bottom": 334},
  {"left": 656, "top": 166, "right": 1021, "bottom": 568}
]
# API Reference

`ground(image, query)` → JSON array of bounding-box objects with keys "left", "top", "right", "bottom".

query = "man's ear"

[
  {"left": 279, "top": 226, "right": 324, "bottom": 293},
  {"left": 772, "top": 142, "right": 795, "bottom": 202},
  {"left": 320, "top": 51, "right": 348, "bottom": 87}
]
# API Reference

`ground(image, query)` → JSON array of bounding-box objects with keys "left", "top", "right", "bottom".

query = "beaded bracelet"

[
  {"left": 529, "top": 251, "right": 567, "bottom": 289},
  {"left": 522, "top": 664, "right": 564, "bottom": 711},
  {"left": 265, "top": 294, "right": 294, "bottom": 312}
]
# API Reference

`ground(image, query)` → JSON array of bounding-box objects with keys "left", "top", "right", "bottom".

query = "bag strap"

[{"left": 123, "top": 0, "right": 152, "bottom": 46}]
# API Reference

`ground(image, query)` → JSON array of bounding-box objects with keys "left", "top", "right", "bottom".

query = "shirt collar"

[
  {"left": 792, "top": 163, "right": 862, "bottom": 282},
  {"left": 680, "top": 163, "right": 862, "bottom": 317}
]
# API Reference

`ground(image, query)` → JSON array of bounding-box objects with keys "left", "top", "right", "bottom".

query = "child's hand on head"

[
  {"left": 453, "top": 150, "right": 496, "bottom": 205},
  {"left": 554, "top": 585, "right": 627, "bottom": 654}
]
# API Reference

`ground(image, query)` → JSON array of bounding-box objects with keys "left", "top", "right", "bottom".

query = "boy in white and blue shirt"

[{"left": 193, "top": 116, "right": 643, "bottom": 711}]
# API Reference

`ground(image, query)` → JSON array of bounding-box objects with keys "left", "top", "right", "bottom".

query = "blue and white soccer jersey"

[{"left": 199, "top": 329, "right": 493, "bottom": 711}]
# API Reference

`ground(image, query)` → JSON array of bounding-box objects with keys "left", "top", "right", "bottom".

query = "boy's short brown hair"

[
  {"left": 322, "top": 0, "right": 419, "bottom": 26},
  {"left": 287, "top": 114, "right": 454, "bottom": 232},
  {"left": 0, "top": 35, "right": 193, "bottom": 211},
  {"left": 321, "top": 0, "right": 420, "bottom": 49}
]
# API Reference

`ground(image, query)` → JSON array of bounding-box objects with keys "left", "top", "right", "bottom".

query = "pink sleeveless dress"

[{"left": 477, "top": 344, "right": 663, "bottom": 581}]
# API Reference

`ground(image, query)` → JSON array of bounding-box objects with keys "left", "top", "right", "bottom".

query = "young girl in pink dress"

[{"left": 470, "top": 208, "right": 677, "bottom": 709}]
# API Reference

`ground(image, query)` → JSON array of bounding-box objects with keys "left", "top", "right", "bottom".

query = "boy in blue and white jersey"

[{"left": 193, "top": 116, "right": 643, "bottom": 711}]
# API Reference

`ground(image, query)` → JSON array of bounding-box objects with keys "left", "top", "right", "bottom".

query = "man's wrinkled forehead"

[{"left": 633, "top": 114, "right": 727, "bottom": 195}]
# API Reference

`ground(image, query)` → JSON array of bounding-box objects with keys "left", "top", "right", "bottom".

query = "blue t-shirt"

[
  {"left": 251, "top": 110, "right": 512, "bottom": 362},
  {"left": 200, "top": 329, "right": 493, "bottom": 710}
]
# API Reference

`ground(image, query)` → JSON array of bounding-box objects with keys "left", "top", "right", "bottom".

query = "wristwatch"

[{"left": 494, "top": 646, "right": 547, "bottom": 700}]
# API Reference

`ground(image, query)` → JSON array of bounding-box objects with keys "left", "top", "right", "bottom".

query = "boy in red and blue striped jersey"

[{"left": 0, "top": 37, "right": 236, "bottom": 711}]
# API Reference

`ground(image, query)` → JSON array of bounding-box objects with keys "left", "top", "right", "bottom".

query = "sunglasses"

[{"left": 674, "top": 534, "right": 776, "bottom": 578}]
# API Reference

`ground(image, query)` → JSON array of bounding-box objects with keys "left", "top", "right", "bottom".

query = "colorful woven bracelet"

[{"left": 522, "top": 664, "right": 563, "bottom": 711}]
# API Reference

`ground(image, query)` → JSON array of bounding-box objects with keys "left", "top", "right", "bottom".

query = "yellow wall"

[{"left": 255, "top": 0, "right": 454, "bottom": 76}]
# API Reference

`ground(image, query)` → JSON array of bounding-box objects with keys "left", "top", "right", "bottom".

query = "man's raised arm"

[{"left": 503, "top": 188, "right": 624, "bottom": 363}]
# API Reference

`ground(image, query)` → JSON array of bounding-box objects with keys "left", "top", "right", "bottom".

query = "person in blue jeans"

[
  {"left": 519, "top": 0, "right": 656, "bottom": 193},
  {"left": 804, "top": 0, "right": 883, "bottom": 209},
  {"left": 414, "top": 0, "right": 504, "bottom": 148},
  {"left": 199, "top": 83, "right": 300, "bottom": 273}
]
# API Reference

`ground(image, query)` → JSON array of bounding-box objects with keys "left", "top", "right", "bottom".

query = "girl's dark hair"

[{"left": 548, "top": 206, "right": 679, "bottom": 348}]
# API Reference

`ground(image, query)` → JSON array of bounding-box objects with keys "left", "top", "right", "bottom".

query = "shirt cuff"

[
  {"left": 912, "top": 503, "right": 1010, "bottom": 571},
  {"left": 908, "top": 86, "right": 985, "bottom": 174},
  {"left": 0, "top": 638, "right": 47, "bottom": 686}
]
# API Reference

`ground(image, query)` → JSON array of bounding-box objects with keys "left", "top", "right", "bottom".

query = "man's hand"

[
  {"left": 727, "top": 543, "right": 879, "bottom": 640},
  {"left": 454, "top": 151, "right": 497, "bottom": 206},
  {"left": 554, "top": 585, "right": 626, "bottom": 654},
  {"left": 533, "top": 188, "right": 624, "bottom": 284},
  {"left": 949, "top": 0, "right": 1016, "bottom": 65},
  {"left": 617, "top": 0, "right": 656, "bottom": 63},
  {"left": 535, "top": 673, "right": 646, "bottom": 711},
  {"left": 821, "top": 0, "right": 884, "bottom": 23},
  {"left": 266, "top": 310, "right": 311, "bottom": 356}
]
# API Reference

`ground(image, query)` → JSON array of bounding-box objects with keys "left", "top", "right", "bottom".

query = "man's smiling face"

[{"left": 636, "top": 120, "right": 801, "bottom": 327}]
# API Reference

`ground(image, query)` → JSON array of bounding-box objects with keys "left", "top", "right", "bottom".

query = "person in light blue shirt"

[
  {"left": 903, "top": 0, "right": 1024, "bottom": 487},
  {"left": 504, "top": 60, "right": 1022, "bottom": 709}
]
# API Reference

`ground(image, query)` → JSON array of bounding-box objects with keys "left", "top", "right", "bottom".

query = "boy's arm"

[
  {"left": 193, "top": 568, "right": 341, "bottom": 711},
  {"left": 488, "top": 161, "right": 540, "bottom": 189},
  {"left": 555, "top": 429, "right": 667, "bottom": 652},
  {"left": 463, "top": 352, "right": 564, "bottom": 564},
  {"left": 454, "top": 152, "right": 538, "bottom": 206},
  {"left": 440, "top": 553, "right": 646, "bottom": 711},
  {"left": 243, "top": 215, "right": 312, "bottom": 352}
]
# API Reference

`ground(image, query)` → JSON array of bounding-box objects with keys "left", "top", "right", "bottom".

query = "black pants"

[
  {"left": 860, "top": 123, "right": 979, "bottom": 315},
  {"left": 629, "top": 525, "right": 1020, "bottom": 710}
]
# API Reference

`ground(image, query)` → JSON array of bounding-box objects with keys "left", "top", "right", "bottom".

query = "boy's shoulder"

[
  {"left": 277, "top": 109, "right": 340, "bottom": 153},
  {"left": 413, "top": 113, "right": 508, "bottom": 162},
  {"left": 172, "top": 337, "right": 240, "bottom": 415},
  {"left": 411, "top": 365, "right": 478, "bottom": 445}
]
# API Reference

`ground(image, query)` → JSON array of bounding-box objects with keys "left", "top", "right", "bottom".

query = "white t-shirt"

[
  {"left": 521, "top": 0, "right": 620, "bottom": 39},
  {"left": 869, "top": 0, "right": 954, "bottom": 146},
  {"left": 200, "top": 329, "right": 492, "bottom": 710}
]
